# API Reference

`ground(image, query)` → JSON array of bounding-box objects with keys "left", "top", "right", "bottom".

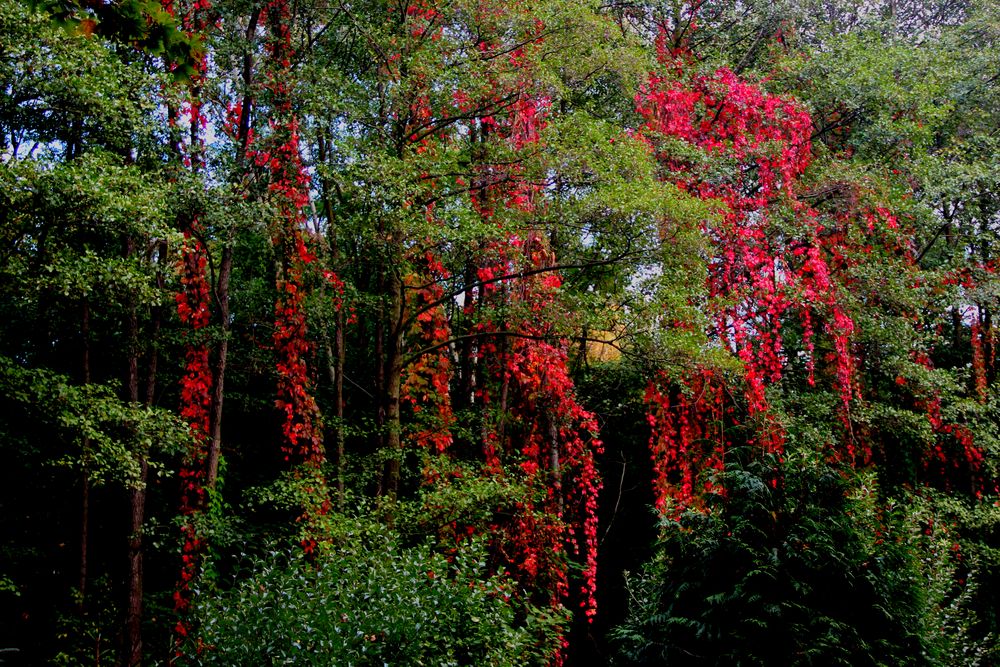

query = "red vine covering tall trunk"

[
  {"left": 164, "top": 0, "right": 215, "bottom": 642},
  {"left": 500, "top": 238, "right": 603, "bottom": 626},
  {"left": 402, "top": 250, "right": 455, "bottom": 454},
  {"left": 389, "top": 5, "right": 603, "bottom": 657},
  {"left": 257, "top": 0, "right": 330, "bottom": 542},
  {"left": 472, "top": 79, "right": 603, "bottom": 658}
]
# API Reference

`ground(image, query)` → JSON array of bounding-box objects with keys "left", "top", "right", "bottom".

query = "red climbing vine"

[
  {"left": 384, "top": 6, "right": 604, "bottom": 660},
  {"left": 255, "top": 0, "right": 331, "bottom": 545},
  {"left": 165, "top": 0, "right": 214, "bottom": 639},
  {"left": 638, "top": 33, "right": 994, "bottom": 516},
  {"left": 402, "top": 250, "right": 455, "bottom": 454}
]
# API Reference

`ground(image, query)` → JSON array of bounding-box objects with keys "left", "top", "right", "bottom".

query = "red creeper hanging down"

[
  {"left": 165, "top": 0, "right": 215, "bottom": 640},
  {"left": 636, "top": 36, "right": 870, "bottom": 513},
  {"left": 254, "top": 0, "right": 331, "bottom": 546},
  {"left": 390, "top": 6, "right": 603, "bottom": 660},
  {"left": 638, "top": 30, "right": 993, "bottom": 514}
]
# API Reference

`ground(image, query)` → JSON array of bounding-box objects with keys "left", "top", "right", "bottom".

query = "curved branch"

[
  {"left": 403, "top": 240, "right": 640, "bottom": 329},
  {"left": 403, "top": 329, "right": 627, "bottom": 366}
]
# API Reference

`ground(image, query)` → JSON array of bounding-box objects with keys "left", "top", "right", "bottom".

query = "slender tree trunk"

[
  {"left": 125, "top": 240, "right": 146, "bottom": 666},
  {"left": 985, "top": 307, "right": 995, "bottom": 385},
  {"left": 383, "top": 271, "right": 404, "bottom": 501},
  {"left": 204, "top": 8, "right": 258, "bottom": 492},
  {"left": 78, "top": 300, "right": 91, "bottom": 611},
  {"left": 125, "top": 458, "right": 148, "bottom": 667},
  {"left": 319, "top": 303, "right": 347, "bottom": 506},
  {"left": 206, "top": 243, "right": 232, "bottom": 490},
  {"left": 374, "top": 310, "right": 387, "bottom": 495},
  {"left": 317, "top": 132, "right": 347, "bottom": 506},
  {"left": 123, "top": 238, "right": 165, "bottom": 666},
  {"left": 980, "top": 208, "right": 994, "bottom": 386},
  {"left": 458, "top": 261, "right": 476, "bottom": 411},
  {"left": 548, "top": 417, "right": 563, "bottom": 515},
  {"left": 334, "top": 307, "right": 346, "bottom": 505}
]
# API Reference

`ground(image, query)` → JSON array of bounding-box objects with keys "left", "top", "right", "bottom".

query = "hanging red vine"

[
  {"left": 165, "top": 0, "right": 215, "bottom": 641},
  {"left": 388, "top": 5, "right": 603, "bottom": 658},
  {"left": 638, "top": 28, "right": 995, "bottom": 516},
  {"left": 402, "top": 250, "right": 455, "bottom": 454},
  {"left": 256, "top": 0, "right": 330, "bottom": 545},
  {"left": 636, "top": 38, "right": 863, "bottom": 513}
]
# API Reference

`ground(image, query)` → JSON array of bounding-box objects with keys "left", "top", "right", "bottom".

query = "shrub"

[{"left": 184, "top": 523, "right": 560, "bottom": 666}]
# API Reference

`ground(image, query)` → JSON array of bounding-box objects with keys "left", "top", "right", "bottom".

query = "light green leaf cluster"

[
  {"left": 187, "top": 522, "right": 561, "bottom": 666},
  {"left": 0, "top": 355, "right": 190, "bottom": 489}
]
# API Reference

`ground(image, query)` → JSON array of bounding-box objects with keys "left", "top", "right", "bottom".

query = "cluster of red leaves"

[
  {"left": 635, "top": 49, "right": 866, "bottom": 511},
  {"left": 402, "top": 251, "right": 455, "bottom": 453},
  {"left": 469, "top": 65, "right": 602, "bottom": 638},
  {"left": 174, "top": 231, "right": 212, "bottom": 629},
  {"left": 255, "top": 0, "right": 330, "bottom": 550},
  {"left": 645, "top": 369, "right": 726, "bottom": 517},
  {"left": 640, "top": 44, "right": 995, "bottom": 515},
  {"left": 910, "top": 349, "right": 989, "bottom": 495},
  {"left": 165, "top": 0, "right": 215, "bottom": 637},
  {"left": 259, "top": 0, "right": 324, "bottom": 466},
  {"left": 497, "top": 248, "right": 603, "bottom": 622},
  {"left": 390, "top": 13, "right": 602, "bottom": 658}
]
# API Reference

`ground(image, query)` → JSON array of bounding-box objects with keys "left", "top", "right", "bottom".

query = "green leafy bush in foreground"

[{"left": 183, "top": 524, "right": 560, "bottom": 666}]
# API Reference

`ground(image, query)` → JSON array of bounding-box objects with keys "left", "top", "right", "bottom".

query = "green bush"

[
  {"left": 612, "top": 456, "right": 929, "bottom": 666},
  {"left": 183, "top": 523, "right": 560, "bottom": 666}
]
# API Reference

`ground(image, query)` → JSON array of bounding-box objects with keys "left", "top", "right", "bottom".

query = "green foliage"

[
  {"left": 1, "top": 0, "right": 167, "bottom": 156},
  {"left": 2, "top": 0, "right": 1000, "bottom": 663},
  {"left": 398, "top": 457, "right": 539, "bottom": 539},
  {"left": 51, "top": 575, "right": 120, "bottom": 666},
  {"left": 28, "top": 0, "right": 202, "bottom": 80},
  {"left": 0, "top": 355, "right": 189, "bottom": 487},
  {"left": 614, "top": 448, "right": 1000, "bottom": 666},
  {"left": 185, "top": 521, "right": 561, "bottom": 666},
  {"left": 614, "top": 456, "right": 923, "bottom": 666}
]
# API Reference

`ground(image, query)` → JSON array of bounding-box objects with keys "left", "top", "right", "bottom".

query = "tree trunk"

[
  {"left": 206, "top": 243, "right": 232, "bottom": 490},
  {"left": 317, "top": 132, "right": 347, "bottom": 507},
  {"left": 383, "top": 271, "right": 405, "bottom": 501},
  {"left": 205, "top": 8, "right": 258, "bottom": 490},
  {"left": 374, "top": 309, "right": 387, "bottom": 495},
  {"left": 334, "top": 307, "right": 346, "bottom": 506},
  {"left": 458, "top": 261, "right": 476, "bottom": 411},
  {"left": 548, "top": 417, "right": 563, "bottom": 515},
  {"left": 125, "top": 459, "right": 148, "bottom": 667},
  {"left": 124, "top": 255, "right": 146, "bottom": 667},
  {"left": 985, "top": 307, "right": 995, "bottom": 385},
  {"left": 78, "top": 300, "right": 91, "bottom": 611},
  {"left": 124, "top": 237, "right": 165, "bottom": 666}
]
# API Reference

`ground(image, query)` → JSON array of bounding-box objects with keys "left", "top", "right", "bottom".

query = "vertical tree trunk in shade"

[
  {"left": 985, "top": 308, "right": 995, "bottom": 386},
  {"left": 205, "top": 242, "right": 231, "bottom": 490},
  {"left": 316, "top": 131, "right": 347, "bottom": 506},
  {"left": 125, "top": 457, "right": 148, "bottom": 667},
  {"left": 383, "top": 272, "right": 404, "bottom": 501},
  {"left": 124, "top": 235, "right": 148, "bottom": 666},
  {"left": 78, "top": 300, "right": 91, "bottom": 612},
  {"left": 334, "top": 307, "right": 346, "bottom": 506},
  {"left": 206, "top": 7, "right": 258, "bottom": 491}
]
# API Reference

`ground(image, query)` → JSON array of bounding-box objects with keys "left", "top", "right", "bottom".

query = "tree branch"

[{"left": 403, "top": 240, "right": 640, "bottom": 329}]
